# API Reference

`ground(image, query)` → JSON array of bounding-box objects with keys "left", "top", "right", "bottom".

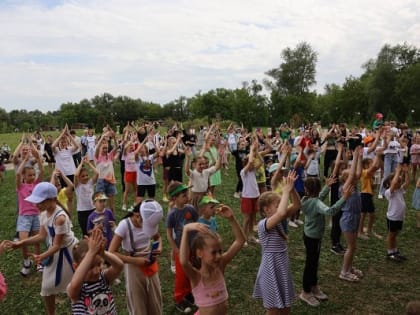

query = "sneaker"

[
  {"left": 233, "top": 192, "right": 240, "bottom": 199},
  {"left": 378, "top": 194, "right": 383, "bottom": 199},
  {"left": 162, "top": 195, "right": 169, "bottom": 203},
  {"left": 357, "top": 233, "right": 369, "bottom": 240},
  {"left": 122, "top": 204, "right": 127, "bottom": 211},
  {"left": 350, "top": 267, "right": 363, "bottom": 278},
  {"left": 387, "top": 253, "right": 403, "bottom": 262},
  {"left": 243, "top": 241, "right": 249, "bottom": 248},
  {"left": 170, "top": 261, "right": 176, "bottom": 274},
  {"left": 369, "top": 231, "right": 383, "bottom": 240},
  {"left": 113, "top": 278, "right": 122, "bottom": 285},
  {"left": 248, "top": 236, "right": 260, "bottom": 244},
  {"left": 288, "top": 221, "right": 298, "bottom": 228},
  {"left": 337, "top": 244, "right": 346, "bottom": 253},
  {"left": 36, "top": 264, "right": 44, "bottom": 273},
  {"left": 299, "top": 292, "right": 320, "bottom": 307},
  {"left": 175, "top": 300, "right": 192, "bottom": 313},
  {"left": 295, "top": 219, "right": 304, "bottom": 225},
  {"left": 330, "top": 245, "right": 345, "bottom": 256},
  {"left": 20, "top": 260, "right": 32, "bottom": 277},
  {"left": 13, "top": 232, "right": 19, "bottom": 242},
  {"left": 311, "top": 288, "right": 328, "bottom": 301},
  {"left": 395, "top": 251, "right": 407, "bottom": 261}
]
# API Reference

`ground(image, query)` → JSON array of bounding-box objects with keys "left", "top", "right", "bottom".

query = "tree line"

[{"left": 1, "top": 42, "right": 419, "bottom": 133}]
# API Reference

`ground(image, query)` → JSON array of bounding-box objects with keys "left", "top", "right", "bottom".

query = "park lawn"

[{"left": 0, "top": 131, "right": 419, "bottom": 314}]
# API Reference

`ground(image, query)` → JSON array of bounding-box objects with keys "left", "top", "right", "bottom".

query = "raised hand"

[{"left": 215, "top": 204, "right": 234, "bottom": 219}]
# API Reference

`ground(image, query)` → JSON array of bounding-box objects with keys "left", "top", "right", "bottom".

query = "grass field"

[{"left": 0, "top": 132, "right": 420, "bottom": 314}]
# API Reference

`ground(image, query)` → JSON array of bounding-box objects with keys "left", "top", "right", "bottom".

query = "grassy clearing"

[{"left": 0, "top": 132, "right": 419, "bottom": 314}]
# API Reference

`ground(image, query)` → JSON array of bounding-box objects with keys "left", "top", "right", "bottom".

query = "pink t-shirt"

[
  {"left": 410, "top": 144, "right": 420, "bottom": 164},
  {"left": 95, "top": 151, "right": 116, "bottom": 184},
  {"left": 17, "top": 180, "right": 40, "bottom": 216},
  {"left": 124, "top": 151, "right": 137, "bottom": 173}
]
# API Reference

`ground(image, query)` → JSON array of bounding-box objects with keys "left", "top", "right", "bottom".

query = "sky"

[{"left": 0, "top": 0, "right": 419, "bottom": 112}]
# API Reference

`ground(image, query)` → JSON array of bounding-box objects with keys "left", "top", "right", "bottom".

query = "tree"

[{"left": 265, "top": 42, "right": 318, "bottom": 96}]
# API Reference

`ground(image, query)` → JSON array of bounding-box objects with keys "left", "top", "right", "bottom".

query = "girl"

[
  {"left": 204, "top": 125, "right": 222, "bottom": 196},
  {"left": 185, "top": 143, "right": 221, "bottom": 211},
  {"left": 16, "top": 154, "right": 44, "bottom": 274},
  {"left": 240, "top": 138, "right": 262, "bottom": 244},
  {"left": 135, "top": 138, "right": 160, "bottom": 204},
  {"left": 109, "top": 201, "right": 163, "bottom": 315},
  {"left": 410, "top": 134, "right": 420, "bottom": 181},
  {"left": 383, "top": 164, "right": 410, "bottom": 261},
  {"left": 166, "top": 134, "right": 186, "bottom": 184},
  {"left": 179, "top": 204, "right": 246, "bottom": 315},
  {"left": 412, "top": 177, "right": 420, "bottom": 228},
  {"left": 338, "top": 147, "right": 363, "bottom": 282},
  {"left": 95, "top": 131, "right": 118, "bottom": 212},
  {"left": 122, "top": 140, "right": 138, "bottom": 210},
  {"left": 67, "top": 228, "right": 123, "bottom": 315},
  {"left": 299, "top": 177, "right": 352, "bottom": 306},
  {"left": 253, "top": 172, "right": 300, "bottom": 315},
  {"left": 50, "top": 169, "right": 74, "bottom": 217},
  {"left": 74, "top": 156, "right": 99, "bottom": 236},
  {"left": 5, "top": 182, "right": 77, "bottom": 315}
]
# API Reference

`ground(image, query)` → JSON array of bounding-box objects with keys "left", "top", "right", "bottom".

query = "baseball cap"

[
  {"left": 363, "top": 136, "right": 374, "bottom": 145},
  {"left": 198, "top": 196, "right": 220, "bottom": 208},
  {"left": 25, "top": 182, "right": 57, "bottom": 204},
  {"left": 140, "top": 200, "right": 163, "bottom": 237},
  {"left": 168, "top": 182, "right": 191, "bottom": 197},
  {"left": 268, "top": 163, "right": 279, "bottom": 174},
  {"left": 93, "top": 192, "right": 108, "bottom": 202}
]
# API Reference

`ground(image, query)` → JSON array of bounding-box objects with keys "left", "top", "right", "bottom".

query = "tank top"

[{"left": 192, "top": 275, "right": 228, "bottom": 308}]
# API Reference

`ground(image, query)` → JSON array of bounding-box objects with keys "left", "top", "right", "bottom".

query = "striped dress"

[{"left": 253, "top": 218, "right": 295, "bottom": 309}]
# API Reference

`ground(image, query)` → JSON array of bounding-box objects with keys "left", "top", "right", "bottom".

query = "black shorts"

[
  {"left": 361, "top": 193, "right": 375, "bottom": 213},
  {"left": 386, "top": 218, "right": 403, "bottom": 233},
  {"left": 137, "top": 184, "right": 156, "bottom": 198}
]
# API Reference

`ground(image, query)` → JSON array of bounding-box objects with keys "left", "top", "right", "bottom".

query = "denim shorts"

[
  {"left": 17, "top": 214, "right": 40, "bottom": 233},
  {"left": 96, "top": 178, "right": 117, "bottom": 196},
  {"left": 340, "top": 211, "right": 360, "bottom": 233}
]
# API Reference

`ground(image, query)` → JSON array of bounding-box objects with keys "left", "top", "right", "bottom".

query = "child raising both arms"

[
  {"left": 67, "top": 228, "right": 123, "bottom": 315},
  {"left": 179, "top": 204, "right": 246, "bottom": 315},
  {"left": 383, "top": 164, "right": 410, "bottom": 261},
  {"left": 253, "top": 171, "right": 301, "bottom": 315}
]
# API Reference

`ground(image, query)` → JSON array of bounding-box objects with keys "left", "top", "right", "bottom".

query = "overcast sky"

[{"left": 1, "top": 0, "right": 419, "bottom": 112}]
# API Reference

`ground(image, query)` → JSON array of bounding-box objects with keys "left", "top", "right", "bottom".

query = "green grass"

[{"left": 1, "top": 132, "right": 420, "bottom": 314}]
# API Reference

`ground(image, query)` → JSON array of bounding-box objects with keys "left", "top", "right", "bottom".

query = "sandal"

[
  {"left": 351, "top": 267, "right": 363, "bottom": 278},
  {"left": 339, "top": 271, "right": 360, "bottom": 282}
]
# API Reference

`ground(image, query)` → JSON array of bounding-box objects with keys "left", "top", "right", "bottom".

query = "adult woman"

[{"left": 109, "top": 201, "right": 163, "bottom": 315}]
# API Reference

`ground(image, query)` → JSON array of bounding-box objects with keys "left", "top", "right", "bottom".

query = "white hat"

[
  {"left": 25, "top": 182, "right": 57, "bottom": 204},
  {"left": 140, "top": 200, "right": 163, "bottom": 237}
]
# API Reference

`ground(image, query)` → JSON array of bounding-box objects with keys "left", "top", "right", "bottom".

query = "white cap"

[
  {"left": 25, "top": 182, "right": 57, "bottom": 204},
  {"left": 140, "top": 200, "right": 163, "bottom": 237}
]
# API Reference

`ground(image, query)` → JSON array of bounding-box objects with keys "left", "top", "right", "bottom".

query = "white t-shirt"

[
  {"left": 190, "top": 166, "right": 217, "bottom": 193},
  {"left": 240, "top": 168, "right": 260, "bottom": 198},
  {"left": 75, "top": 179, "right": 95, "bottom": 211},
  {"left": 136, "top": 154, "right": 156, "bottom": 185},
  {"left": 385, "top": 188, "right": 406, "bottom": 221},
  {"left": 114, "top": 218, "right": 150, "bottom": 253},
  {"left": 54, "top": 146, "right": 76, "bottom": 175}
]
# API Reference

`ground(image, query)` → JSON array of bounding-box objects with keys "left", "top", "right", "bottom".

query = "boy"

[
  {"left": 87, "top": 192, "right": 116, "bottom": 249},
  {"left": 166, "top": 181, "right": 198, "bottom": 313},
  {"left": 198, "top": 195, "right": 220, "bottom": 232}
]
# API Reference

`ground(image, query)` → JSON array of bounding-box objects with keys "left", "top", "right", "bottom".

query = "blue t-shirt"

[
  {"left": 166, "top": 204, "right": 198, "bottom": 248},
  {"left": 198, "top": 216, "right": 217, "bottom": 232}
]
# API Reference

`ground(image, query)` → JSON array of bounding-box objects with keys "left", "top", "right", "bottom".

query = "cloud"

[{"left": 0, "top": 0, "right": 418, "bottom": 111}]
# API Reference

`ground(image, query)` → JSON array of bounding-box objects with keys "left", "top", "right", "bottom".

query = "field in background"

[{"left": 0, "top": 132, "right": 420, "bottom": 314}]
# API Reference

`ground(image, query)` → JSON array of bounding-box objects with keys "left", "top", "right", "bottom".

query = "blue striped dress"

[{"left": 253, "top": 218, "right": 295, "bottom": 309}]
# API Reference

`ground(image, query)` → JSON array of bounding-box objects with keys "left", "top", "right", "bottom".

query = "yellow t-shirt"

[{"left": 361, "top": 169, "right": 373, "bottom": 195}]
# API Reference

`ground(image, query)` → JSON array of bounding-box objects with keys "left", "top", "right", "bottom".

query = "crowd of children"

[{"left": 0, "top": 117, "right": 419, "bottom": 314}]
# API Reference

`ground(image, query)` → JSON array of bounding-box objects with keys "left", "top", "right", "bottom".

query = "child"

[
  {"left": 240, "top": 138, "right": 262, "bottom": 245},
  {"left": 338, "top": 147, "right": 363, "bottom": 282},
  {"left": 109, "top": 201, "right": 164, "bottom": 315},
  {"left": 87, "top": 192, "right": 116, "bottom": 250},
  {"left": 299, "top": 176, "right": 352, "bottom": 306},
  {"left": 74, "top": 156, "right": 99, "bottom": 236},
  {"left": 16, "top": 154, "right": 43, "bottom": 274},
  {"left": 358, "top": 148, "right": 383, "bottom": 240},
  {"left": 413, "top": 177, "right": 420, "bottom": 228},
  {"left": 95, "top": 130, "right": 118, "bottom": 212},
  {"left": 121, "top": 140, "right": 137, "bottom": 210},
  {"left": 253, "top": 172, "right": 301, "bottom": 315},
  {"left": 50, "top": 169, "right": 74, "bottom": 217},
  {"left": 185, "top": 143, "right": 221, "bottom": 211},
  {"left": 67, "top": 228, "right": 123, "bottom": 314},
  {"left": 197, "top": 195, "right": 220, "bottom": 232},
  {"left": 5, "top": 182, "right": 77, "bottom": 315},
  {"left": 166, "top": 181, "right": 199, "bottom": 313},
  {"left": 179, "top": 204, "right": 246, "bottom": 315},
  {"left": 383, "top": 164, "right": 410, "bottom": 261},
  {"left": 0, "top": 241, "right": 7, "bottom": 301},
  {"left": 410, "top": 134, "right": 420, "bottom": 181}
]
